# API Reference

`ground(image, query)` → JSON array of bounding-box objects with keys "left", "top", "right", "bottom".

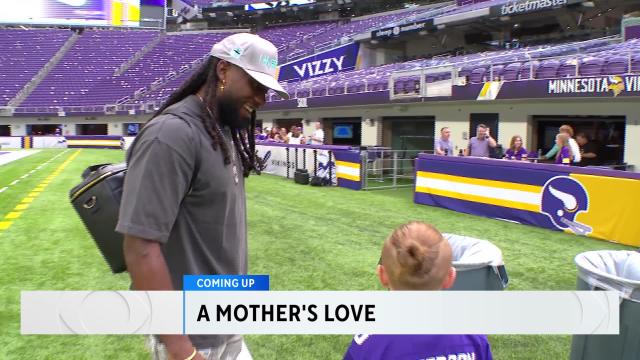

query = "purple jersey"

[
  {"left": 505, "top": 147, "right": 528, "bottom": 160},
  {"left": 343, "top": 334, "right": 493, "bottom": 360},
  {"left": 555, "top": 146, "right": 571, "bottom": 165}
]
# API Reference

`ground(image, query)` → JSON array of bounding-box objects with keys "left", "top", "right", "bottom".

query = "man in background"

[
  {"left": 309, "top": 121, "right": 325, "bottom": 145},
  {"left": 465, "top": 124, "right": 496, "bottom": 158},
  {"left": 287, "top": 125, "right": 305, "bottom": 144},
  {"left": 435, "top": 127, "right": 454, "bottom": 156},
  {"left": 576, "top": 133, "right": 598, "bottom": 167},
  {"left": 343, "top": 221, "right": 493, "bottom": 360}
]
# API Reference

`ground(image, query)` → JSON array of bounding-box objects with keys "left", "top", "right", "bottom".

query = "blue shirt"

[{"left": 344, "top": 334, "right": 493, "bottom": 360}]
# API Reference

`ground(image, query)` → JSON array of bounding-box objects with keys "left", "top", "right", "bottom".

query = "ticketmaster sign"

[
  {"left": 490, "top": 0, "right": 581, "bottom": 16},
  {"left": 277, "top": 42, "right": 360, "bottom": 82}
]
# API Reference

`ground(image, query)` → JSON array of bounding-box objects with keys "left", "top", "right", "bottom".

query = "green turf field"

[{"left": 0, "top": 149, "right": 633, "bottom": 359}]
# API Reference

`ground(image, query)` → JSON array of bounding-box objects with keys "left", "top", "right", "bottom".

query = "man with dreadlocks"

[{"left": 116, "top": 33, "right": 288, "bottom": 360}]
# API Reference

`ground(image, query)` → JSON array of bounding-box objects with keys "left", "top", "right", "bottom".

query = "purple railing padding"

[{"left": 256, "top": 141, "right": 355, "bottom": 152}]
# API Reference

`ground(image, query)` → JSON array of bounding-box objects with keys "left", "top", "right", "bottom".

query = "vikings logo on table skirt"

[{"left": 540, "top": 176, "right": 592, "bottom": 236}]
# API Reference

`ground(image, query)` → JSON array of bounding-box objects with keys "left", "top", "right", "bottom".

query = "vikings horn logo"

[
  {"left": 540, "top": 176, "right": 592, "bottom": 235},
  {"left": 607, "top": 76, "right": 624, "bottom": 97}
]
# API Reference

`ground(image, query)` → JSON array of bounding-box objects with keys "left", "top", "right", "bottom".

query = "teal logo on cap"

[
  {"left": 230, "top": 47, "right": 244, "bottom": 59},
  {"left": 260, "top": 54, "right": 278, "bottom": 69}
]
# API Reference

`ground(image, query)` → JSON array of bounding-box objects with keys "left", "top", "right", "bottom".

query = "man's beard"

[{"left": 216, "top": 93, "right": 251, "bottom": 129}]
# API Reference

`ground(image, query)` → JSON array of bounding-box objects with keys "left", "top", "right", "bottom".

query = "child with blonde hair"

[{"left": 343, "top": 221, "right": 493, "bottom": 360}]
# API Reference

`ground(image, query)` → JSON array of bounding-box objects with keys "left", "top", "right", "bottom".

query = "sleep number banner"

[{"left": 276, "top": 42, "right": 360, "bottom": 82}]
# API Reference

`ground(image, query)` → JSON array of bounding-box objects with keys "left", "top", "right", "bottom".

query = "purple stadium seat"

[
  {"left": 469, "top": 67, "right": 487, "bottom": 83},
  {"left": 602, "top": 56, "right": 629, "bottom": 75},
  {"left": 458, "top": 67, "right": 473, "bottom": 80},
  {"left": 519, "top": 61, "right": 539, "bottom": 80},
  {"left": 557, "top": 59, "right": 578, "bottom": 78},
  {"left": 535, "top": 60, "right": 561, "bottom": 79},
  {"left": 488, "top": 65, "right": 505, "bottom": 81},
  {"left": 501, "top": 62, "right": 522, "bottom": 81},
  {"left": 312, "top": 85, "right": 326, "bottom": 97},
  {"left": 632, "top": 55, "right": 640, "bottom": 73},
  {"left": 0, "top": 29, "right": 71, "bottom": 106},
  {"left": 579, "top": 57, "right": 605, "bottom": 77}
]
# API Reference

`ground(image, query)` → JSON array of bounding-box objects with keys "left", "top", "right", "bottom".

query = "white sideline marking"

[
  {"left": 0, "top": 150, "right": 41, "bottom": 167},
  {"left": 0, "top": 149, "right": 71, "bottom": 195}
]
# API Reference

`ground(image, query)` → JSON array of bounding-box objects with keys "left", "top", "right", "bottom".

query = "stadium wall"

[
  {"left": 0, "top": 114, "right": 150, "bottom": 137},
  {"left": 258, "top": 97, "right": 640, "bottom": 168},
  {"left": 1, "top": 98, "right": 638, "bottom": 167}
]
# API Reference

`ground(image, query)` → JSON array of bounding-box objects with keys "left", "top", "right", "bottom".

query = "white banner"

[
  {"left": 256, "top": 144, "right": 336, "bottom": 184},
  {"left": 32, "top": 136, "right": 67, "bottom": 149},
  {"left": 21, "top": 291, "right": 619, "bottom": 335},
  {"left": 122, "top": 136, "right": 135, "bottom": 151},
  {"left": 0, "top": 136, "right": 22, "bottom": 149}
]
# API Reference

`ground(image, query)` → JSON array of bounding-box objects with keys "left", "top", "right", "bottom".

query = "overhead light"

[{"left": 582, "top": 1, "right": 595, "bottom": 7}]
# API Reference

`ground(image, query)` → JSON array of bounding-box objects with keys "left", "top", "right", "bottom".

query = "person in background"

[
  {"left": 255, "top": 127, "right": 267, "bottom": 141},
  {"left": 435, "top": 127, "right": 454, "bottom": 156},
  {"left": 308, "top": 121, "right": 325, "bottom": 145},
  {"left": 343, "top": 221, "right": 493, "bottom": 360},
  {"left": 464, "top": 124, "right": 496, "bottom": 158},
  {"left": 555, "top": 133, "right": 573, "bottom": 165},
  {"left": 544, "top": 125, "right": 581, "bottom": 164},
  {"left": 275, "top": 127, "right": 289, "bottom": 143},
  {"left": 504, "top": 135, "right": 528, "bottom": 161},
  {"left": 287, "top": 125, "right": 305, "bottom": 145},
  {"left": 576, "top": 133, "right": 598, "bottom": 167},
  {"left": 267, "top": 127, "right": 278, "bottom": 141}
]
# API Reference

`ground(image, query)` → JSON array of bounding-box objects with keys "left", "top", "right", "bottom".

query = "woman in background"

[
  {"left": 504, "top": 135, "right": 528, "bottom": 161},
  {"left": 555, "top": 133, "right": 573, "bottom": 165},
  {"left": 544, "top": 125, "right": 580, "bottom": 164},
  {"left": 275, "top": 127, "right": 289, "bottom": 143},
  {"left": 267, "top": 127, "right": 278, "bottom": 141}
]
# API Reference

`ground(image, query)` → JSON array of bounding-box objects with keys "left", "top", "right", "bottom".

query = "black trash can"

[{"left": 570, "top": 250, "right": 640, "bottom": 360}]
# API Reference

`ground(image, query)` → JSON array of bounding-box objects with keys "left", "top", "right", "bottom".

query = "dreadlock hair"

[{"left": 151, "top": 56, "right": 263, "bottom": 177}]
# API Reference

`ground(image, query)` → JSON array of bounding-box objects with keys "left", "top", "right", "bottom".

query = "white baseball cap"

[{"left": 210, "top": 33, "right": 289, "bottom": 100}]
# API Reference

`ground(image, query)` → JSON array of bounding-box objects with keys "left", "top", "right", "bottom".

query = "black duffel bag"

[
  {"left": 294, "top": 168, "right": 310, "bottom": 185},
  {"left": 70, "top": 163, "right": 127, "bottom": 273},
  {"left": 68, "top": 109, "right": 198, "bottom": 273}
]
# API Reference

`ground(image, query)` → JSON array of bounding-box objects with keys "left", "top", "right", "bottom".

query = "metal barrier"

[{"left": 361, "top": 148, "right": 434, "bottom": 190}]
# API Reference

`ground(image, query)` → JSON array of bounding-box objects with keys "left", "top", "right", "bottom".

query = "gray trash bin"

[
  {"left": 570, "top": 250, "right": 640, "bottom": 360},
  {"left": 443, "top": 234, "right": 509, "bottom": 291}
]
